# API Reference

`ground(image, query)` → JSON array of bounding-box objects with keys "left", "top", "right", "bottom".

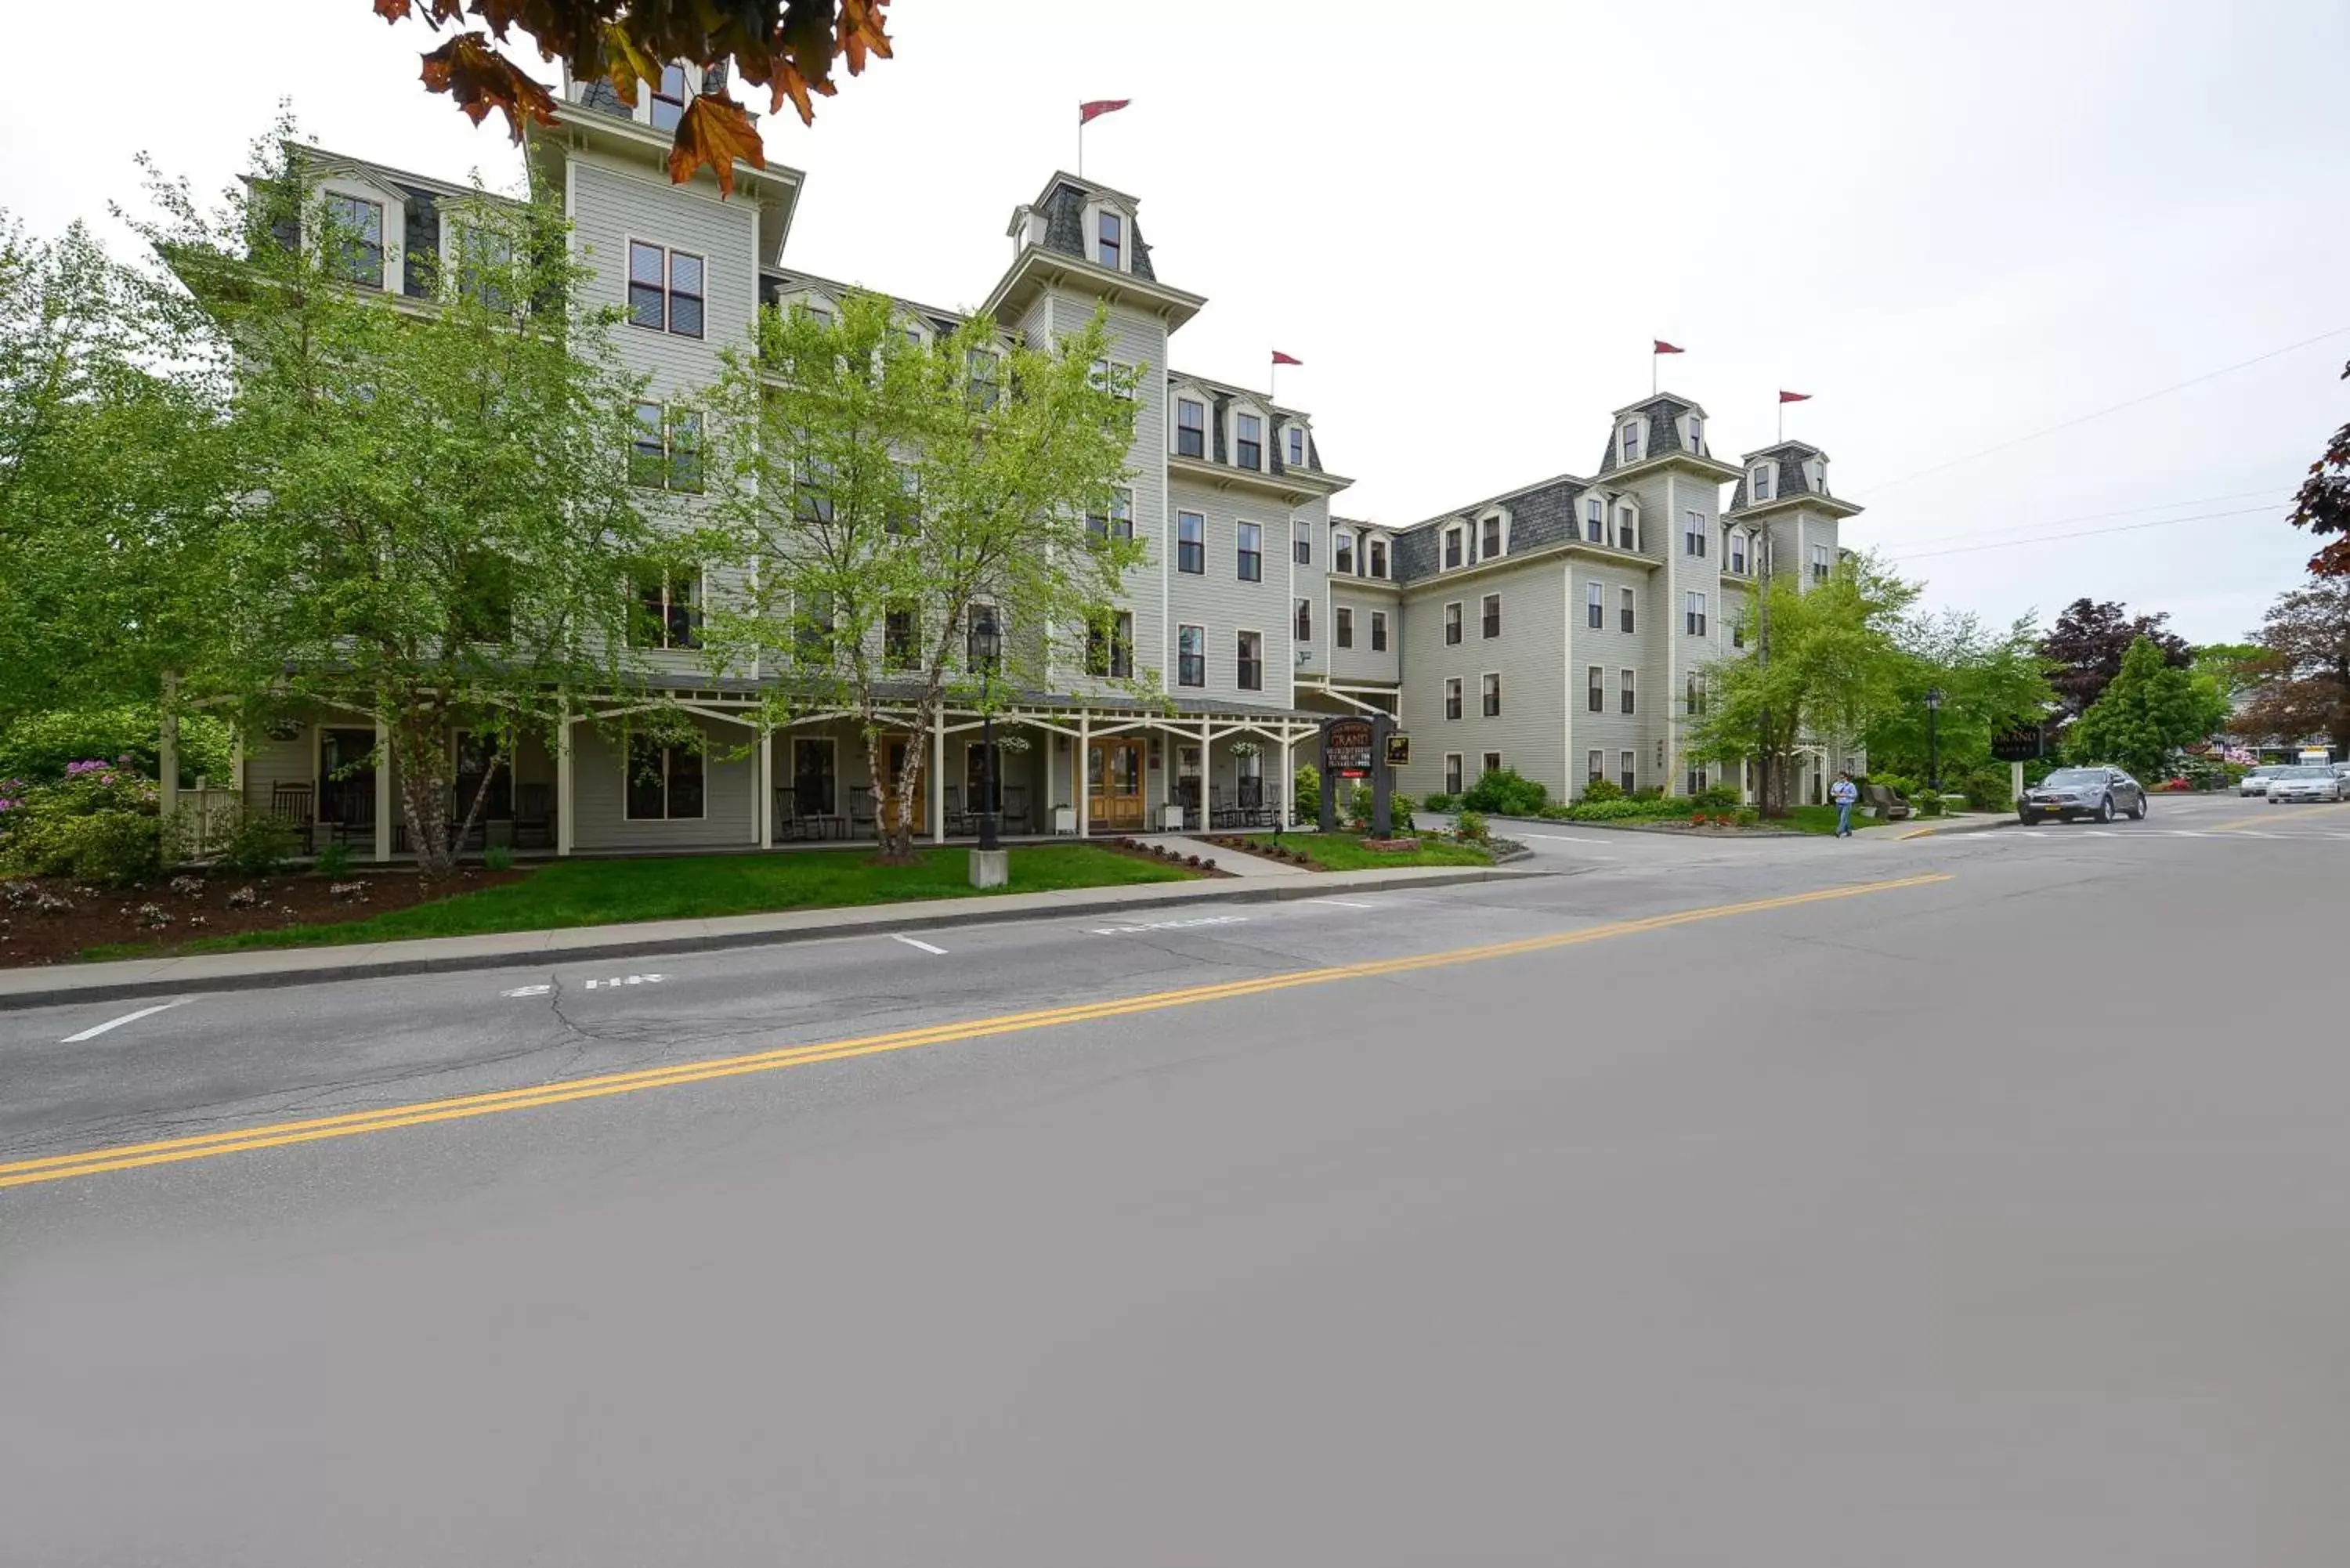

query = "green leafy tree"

[
  {"left": 2190, "top": 641, "right": 2267, "bottom": 711},
  {"left": 1866, "top": 609, "right": 2055, "bottom": 782},
  {"left": 1692, "top": 554, "right": 1918, "bottom": 816},
  {"left": 138, "top": 123, "right": 663, "bottom": 875},
  {"left": 2231, "top": 580, "right": 2350, "bottom": 752},
  {"left": 2068, "top": 635, "right": 2229, "bottom": 779},
  {"left": 0, "top": 213, "right": 233, "bottom": 725},
  {"left": 694, "top": 288, "right": 1143, "bottom": 859}
]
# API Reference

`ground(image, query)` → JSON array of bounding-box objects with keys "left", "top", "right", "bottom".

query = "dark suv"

[{"left": 2019, "top": 766, "right": 2147, "bottom": 825}]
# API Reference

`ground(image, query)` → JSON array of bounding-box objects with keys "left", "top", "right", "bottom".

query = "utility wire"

[
  {"left": 1869, "top": 488, "right": 2289, "bottom": 551},
  {"left": 1855, "top": 326, "right": 2350, "bottom": 496},
  {"left": 1882, "top": 504, "right": 2281, "bottom": 562}
]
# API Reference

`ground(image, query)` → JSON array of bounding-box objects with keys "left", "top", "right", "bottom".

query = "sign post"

[{"left": 1991, "top": 721, "right": 2046, "bottom": 811}]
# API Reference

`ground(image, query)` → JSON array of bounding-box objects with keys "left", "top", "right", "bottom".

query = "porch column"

[
  {"left": 1199, "top": 716, "right": 1213, "bottom": 833},
  {"left": 931, "top": 709, "right": 946, "bottom": 844},
  {"left": 1077, "top": 710, "right": 1091, "bottom": 838},
  {"left": 372, "top": 716, "right": 392, "bottom": 863},
  {"left": 1277, "top": 724, "right": 1292, "bottom": 829},
  {"left": 555, "top": 707, "right": 575, "bottom": 858},
  {"left": 756, "top": 723, "right": 772, "bottom": 849}
]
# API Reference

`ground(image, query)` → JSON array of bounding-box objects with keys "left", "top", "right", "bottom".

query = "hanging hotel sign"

[
  {"left": 1384, "top": 732, "right": 1411, "bottom": 768},
  {"left": 1990, "top": 724, "right": 2045, "bottom": 763},
  {"left": 1322, "top": 717, "right": 1375, "bottom": 778}
]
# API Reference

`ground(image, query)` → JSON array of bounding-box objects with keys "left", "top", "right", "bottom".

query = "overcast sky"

[{"left": 7, "top": 0, "right": 2345, "bottom": 644}]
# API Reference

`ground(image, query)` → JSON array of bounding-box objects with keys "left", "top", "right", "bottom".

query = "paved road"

[{"left": 5, "top": 794, "right": 2349, "bottom": 1564}]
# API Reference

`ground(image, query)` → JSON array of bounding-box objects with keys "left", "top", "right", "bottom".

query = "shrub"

[
  {"left": 1461, "top": 767, "right": 1549, "bottom": 817},
  {"left": 1915, "top": 793, "right": 1945, "bottom": 818},
  {"left": 1455, "top": 810, "right": 1490, "bottom": 843},
  {"left": 1552, "top": 797, "right": 1689, "bottom": 821},
  {"left": 0, "top": 705, "right": 234, "bottom": 786},
  {"left": 483, "top": 844, "right": 515, "bottom": 871},
  {"left": 314, "top": 841, "right": 354, "bottom": 878},
  {"left": 1347, "top": 780, "right": 1373, "bottom": 828},
  {"left": 1390, "top": 793, "right": 1416, "bottom": 833},
  {"left": 1419, "top": 791, "right": 1456, "bottom": 813},
  {"left": 1294, "top": 762, "right": 1321, "bottom": 811},
  {"left": 4, "top": 811, "right": 162, "bottom": 887},
  {"left": 1579, "top": 777, "right": 1624, "bottom": 804},
  {"left": 1735, "top": 806, "right": 1760, "bottom": 826},
  {"left": 219, "top": 815, "right": 299, "bottom": 876},
  {"left": 1690, "top": 783, "right": 1741, "bottom": 812},
  {"left": 1631, "top": 786, "right": 1665, "bottom": 802}
]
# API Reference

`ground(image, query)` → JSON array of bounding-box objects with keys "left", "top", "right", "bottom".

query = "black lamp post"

[
  {"left": 971, "top": 612, "right": 1002, "bottom": 852},
  {"left": 1925, "top": 685, "right": 1945, "bottom": 796}
]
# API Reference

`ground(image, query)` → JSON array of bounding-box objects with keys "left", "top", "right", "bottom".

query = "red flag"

[
  {"left": 1778, "top": 390, "right": 1812, "bottom": 404},
  {"left": 1079, "top": 99, "right": 1131, "bottom": 125},
  {"left": 1653, "top": 340, "right": 1685, "bottom": 355},
  {"left": 1271, "top": 350, "right": 1303, "bottom": 367}
]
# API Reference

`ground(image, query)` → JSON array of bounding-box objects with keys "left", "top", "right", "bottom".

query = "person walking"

[{"left": 1831, "top": 770, "right": 1860, "bottom": 837}]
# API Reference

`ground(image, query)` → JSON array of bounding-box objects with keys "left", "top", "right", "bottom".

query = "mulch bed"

[
  {"left": 1104, "top": 838, "right": 1235, "bottom": 876},
  {"left": 1201, "top": 834, "right": 1319, "bottom": 868},
  {"left": 0, "top": 866, "right": 528, "bottom": 967}
]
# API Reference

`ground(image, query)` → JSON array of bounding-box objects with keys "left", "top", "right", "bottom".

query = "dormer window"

[
  {"left": 1368, "top": 537, "right": 1387, "bottom": 579},
  {"left": 324, "top": 193, "right": 384, "bottom": 288},
  {"left": 1730, "top": 530, "right": 1748, "bottom": 574},
  {"left": 1097, "top": 211, "right": 1123, "bottom": 271},
  {"left": 1176, "top": 398, "right": 1205, "bottom": 458},
  {"left": 1750, "top": 463, "right": 1774, "bottom": 503},
  {"left": 1235, "top": 413, "right": 1263, "bottom": 469},
  {"left": 1615, "top": 505, "right": 1638, "bottom": 552},
  {"left": 1687, "top": 414, "right": 1703, "bottom": 450},
  {"left": 1480, "top": 514, "right": 1503, "bottom": 559},
  {"left": 1584, "top": 497, "right": 1604, "bottom": 543},
  {"left": 1807, "top": 459, "right": 1825, "bottom": 493},
  {"left": 652, "top": 64, "right": 690, "bottom": 132},
  {"left": 1444, "top": 526, "right": 1463, "bottom": 569},
  {"left": 1286, "top": 426, "right": 1304, "bottom": 466},
  {"left": 1620, "top": 421, "right": 1642, "bottom": 464},
  {"left": 1332, "top": 529, "right": 1354, "bottom": 574}
]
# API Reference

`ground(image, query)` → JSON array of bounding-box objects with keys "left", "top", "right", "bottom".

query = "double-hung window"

[
  {"left": 1336, "top": 607, "right": 1354, "bottom": 649},
  {"left": 1619, "top": 750, "right": 1636, "bottom": 793},
  {"left": 1086, "top": 610, "right": 1135, "bottom": 677},
  {"left": 1177, "top": 511, "right": 1205, "bottom": 574},
  {"left": 324, "top": 193, "right": 384, "bottom": 288},
  {"left": 1620, "top": 421, "right": 1641, "bottom": 463},
  {"left": 1444, "top": 528, "right": 1463, "bottom": 569},
  {"left": 1684, "top": 510, "right": 1707, "bottom": 557},
  {"left": 650, "top": 64, "right": 690, "bottom": 132},
  {"left": 1370, "top": 611, "right": 1387, "bottom": 652},
  {"left": 1481, "top": 673, "right": 1502, "bottom": 717},
  {"left": 1751, "top": 463, "right": 1774, "bottom": 502},
  {"left": 1294, "top": 598, "right": 1312, "bottom": 641},
  {"left": 1687, "top": 672, "right": 1706, "bottom": 716},
  {"left": 1235, "top": 414, "right": 1263, "bottom": 469},
  {"left": 1481, "top": 515, "right": 1502, "bottom": 558},
  {"left": 1176, "top": 399, "right": 1206, "bottom": 458},
  {"left": 1620, "top": 669, "right": 1636, "bottom": 714},
  {"left": 1730, "top": 531, "right": 1748, "bottom": 573},
  {"left": 1586, "top": 666, "right": 1604, "bottom": 714},
  {"left": 1481, "top": 751, "right": 1502, "bottom": 779},
  {"left": 625, "top": 733, "right": 705, "bottom": 820},
  {"left": 628, "top": 241, "right": 704, "bottom": 337},
  {"left": 1811, "top": 544, "right": 1832, "bottom": 582},
  {"left": 1586, "top": 749, "right": 1604, "bottom": 786},
  {"left": 1586, "top": 582, "right": 1604, "bottom": 629},
  {"left": 1177, "top": 624, "right": 1206, "bottom": 688},
  {"left": 1686, "top": 591, "right": 1708, "bottom": 636},
  {"left": 1332, "top": 530, "right": 1354, "bottom": 574},
  {"left": 1687, "top": 414, "right": 1703, "bottom": 450},
  {"left": 1237, "top": 631, "right": 1263, "bottom": 692},
  {"left": 1585, "top": 497, "right": 1604, "bottom": 543},
  {"left": 1616, "top": 507, "right": 1638, "bottom": 551},
  {"left": 1286, "top": 426, "right": 1304, "bottom": 466},
  {"left": 1444, "top": 753, "right": 1464, "bottom": 795},
  {"left": 1732, "top": 616, "right": 1746, "bottom": 649},
  {"left": 1088, "top": 487, "right": 1134, "bottom": 541},
  {"left": 1443, "top": 602, "right": 1462, "bottom": 645},
  {"left": 1481, "top": 593, "right": 1502, "bottom": 639},
  {"left": 1368, "top": 539, "right": 1387, "bottom": 579},
  {"left": 884, "top": 605, "right": 918, "bottom": 670},
  {"left": 1238, "top": 521, "right": 1263, "bottom": 582},
  {"left": 1620, "top": 587, "right": 1636, "bottom": 634},
  {"left": 1294, "top": 519, "right": 1311, "bottom": 565},
  {"left": 631, "top": 570, "right": 700, "bottom": 650},
  {"left": 1444, "top": 678, "right": 1462, "bottom": 721},
  {"left": 1097, "top": 211, "right": 1123, "bottom": 270},
  {"left": 629, "top": 403, "right": 701, "bottom": 493}
]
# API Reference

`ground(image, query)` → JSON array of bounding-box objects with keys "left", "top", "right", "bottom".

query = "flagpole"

[
  {"left": 1077, "top": 117, "right": 1083, "bottom": 177},
  {"left": 1269, "top": 356, "right": 1278, "bottom": 403},
  {"left": 1651, "top": 350, "right": 1658, "bottom": 397},
  {"left": 1778, "top": 398, "right": 1783, "bottom": 443}
]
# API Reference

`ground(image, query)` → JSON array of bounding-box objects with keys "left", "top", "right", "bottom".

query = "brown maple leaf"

[
  {"left": 835, "top": 0, "right": 895, "bottom": 74},
  {"left": 419, "top": 31, "right": 560, "bottom": 143},
  {"left": 667, "top": 94, "right": 768, "bottom": 197}
]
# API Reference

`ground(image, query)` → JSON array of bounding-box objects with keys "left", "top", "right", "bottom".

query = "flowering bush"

[{"left": 0, "top": 761, "right": 163, "bottom": 887}]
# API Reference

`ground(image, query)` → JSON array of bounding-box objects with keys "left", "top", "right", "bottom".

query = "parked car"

[
  {"left": 2019, "top": 767, "right": 2148, "bottom": 824},
  {"left": 2265, "top": 764, "right": 2345, "bottom": 804},
  {"left": 2240, "top": 766, "right": 2280, "bottom": 797}
]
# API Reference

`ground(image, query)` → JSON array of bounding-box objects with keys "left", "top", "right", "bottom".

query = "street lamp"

[
  {"left": 1924, "top": 686, "right": 1945, "bottom": 796},
  {"left": 969, "top": 610, "right": 1002, "bottom": 852}
]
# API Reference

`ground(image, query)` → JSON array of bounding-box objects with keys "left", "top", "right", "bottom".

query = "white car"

[
  {"left": 2266, "top": 764, "right": 2345, "bottom": 804},
  {"left": 2240, "top": 766, "right": 2279, "bottom": 797}
]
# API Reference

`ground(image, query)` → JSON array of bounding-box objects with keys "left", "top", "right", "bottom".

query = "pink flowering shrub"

[{"left": 0, "top": 761, "right": 163, "bottom": 886}]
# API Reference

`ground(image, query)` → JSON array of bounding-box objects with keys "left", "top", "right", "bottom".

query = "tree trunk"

[{"left": 396, "top": 707, "right": 457, "bottom": 878}]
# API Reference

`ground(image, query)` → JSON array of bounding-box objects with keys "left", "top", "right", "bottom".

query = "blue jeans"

[{"left": 1835, "top": 801, "right": 1853, "bottom": 836}]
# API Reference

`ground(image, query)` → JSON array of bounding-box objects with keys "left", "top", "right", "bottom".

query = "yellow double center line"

[{"left": 1, "top": 873, "right": 1951, "bottom": 1191}]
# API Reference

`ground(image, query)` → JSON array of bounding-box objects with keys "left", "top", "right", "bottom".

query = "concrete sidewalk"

[
  {"left": 1148, "top": 836, "right": 1311, "bottom": 876},
  {"left": 0, "top": 864, "right": 1542, "bottom": 1011}
]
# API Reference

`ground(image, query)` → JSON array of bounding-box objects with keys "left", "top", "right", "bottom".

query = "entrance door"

[{"left": 1087, "top": 738, "right": 1144, "bottom": 831}]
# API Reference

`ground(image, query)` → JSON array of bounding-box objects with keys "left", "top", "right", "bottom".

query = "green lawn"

[
  {"left": 89, "top": 845, "right": 1195, "bottom": 958},
  {"left": 1784, "top": 804, "right": 1944, "bottom": 835},
  {"left": 1246, "top": 832, "right": 1493, "bottom": 870}
]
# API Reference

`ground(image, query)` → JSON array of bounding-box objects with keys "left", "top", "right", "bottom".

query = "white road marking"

[
  {"left": 501, "top": 983, "right": 552, "bottom": 999},
  {"left": 891, "top": 934, "right": 949, "bottom": 955},
  {"left": 2084, "top": 830, "right": 2117, "bottom": 837},
  {"left": 60, "top": 999, "right": 189, "bottom": 1044},
  {"left": 1307, "top": 898, "right": 1379, "bottom": 909},
  {"left": 2166, "top": 831, "right": 2212, "bottom": 838},
  {"left": 1089, "top": 915, "right": 1252, "bottom": 936},
  {"left": 583, "top": 974, "right": 666, "bottom": 990},
  {"left": 1523, "top": 833, "right": 1612, "bottom": 844}
]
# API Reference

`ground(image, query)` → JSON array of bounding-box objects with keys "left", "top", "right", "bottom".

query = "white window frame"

[
  {"left": 1444, "top": 526, "right": 1464, "bottom": 569},
  {"left": 1481, "top": 750, "right": 1504, "bottom": 779},
  {"left": 626, "top": 236, "right": 705, "bottom": 339},
  {"left": 320, "top": 188, "right": 389, "bottom": 291},
  {"left": 1687, "top": 414, "right": 1703, "bottom": 450},
  {"left": 1177, "top": 623, "right": 1206, "bottom": 688},
  {"left": 1443, "top": 600, "right": 1463, "bottom": 646},
  {"left": 1480, "top": 591, "right": 1502, "bottom": 640},
  {"left": 1331, "top": 528, "right": 1354, "bottom": 575},
  {"left": 1586, "top": 665, "right": 1604, "bottom": 714},
  {"left": 1286, "top": 425, "right": 1305, "bottom": 466},
  {"left": 1444, "top": 677, "right": 1462, "bottom": 721},
  {"left": 1751, "top": 463, "right": 1774, "bottom": 502},
  {"left": 1231, "top": 404, "right": 1267, "bottom": 470},
  {"left": 1730, "top": 529, "right": 1748, "bottom": 574},
  {"left": 1811, "top": 543, "right": 1833, "bottom": 582},
  {"left": 1237, "top": 519, "right": 1264, "bottom": 582},
  {"left": 1621, "top": 667, "right": 1636, "bottom": 715},
  {"left": 1477, "top": 508, "right": 1508, "bottom": 560},
  {"left": 1686, "top": 591, "right": 1708, "bottom": 636},
  {"left": 1173, "top": 396, "right": 1208, "bottom": 459},
  {"left": 1370, "top": 610, "right": 1388, "bottom": 652},
  {"left": 631, "top": 565, "right": 704, "bottom": 651},
  {"left": 1683, "top": 508, "right": 1707, "bottom": 558},
  {"left": 1235, "top": 627, "right": 1264, "bottom": 692},
  {"left": 1480, "top": 671, "right": 1502, "bottom": 718},
  {"left": 1294, "top": 596, "right": 1312, "bottom": 642},
  {"left": 1336, "top": 605, "right": 1355, "bottom": 648},
  {"left": 1367, "top": 536, "right": 1388, "bottom": 579},
  {"left": 1619, "top": 750, "right": 1637, "bottom": 793},
  {"left": 1444, "top": 752, "right": 1464, "bottom": 795},
  {"left": 1619, "top": 420, "right": 1643, "bottom": 464},
  {"left": 1586, "top": 748, "right": 1604, "bottom": 786},
  {"left": 1620, "top": 587, "right": 1636, "bottom": 634},
  {"left": 622, "top": 730, "right": 708, "bottom": 822},
  {"left": 1586, "top": 581, "right": 1604, "bottom": 628},
  {"left": 1176, "top": 510, "right": 1206, "bottom": 575},
  {"left": 1614, "top": 503, "right": 1640, "bottom": 552}
]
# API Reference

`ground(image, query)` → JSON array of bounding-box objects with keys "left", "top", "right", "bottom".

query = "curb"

[
  {"left": 1895, "top": 816, "right": 2015, "bottom": 840},
  {"left": 0, "top": 866, "right": 1549, "bottom": 1012}
]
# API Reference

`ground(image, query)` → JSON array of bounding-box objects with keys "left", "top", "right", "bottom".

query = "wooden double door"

[{"left": 1087, "top": 737, "right": 1145, "bottom": 832}]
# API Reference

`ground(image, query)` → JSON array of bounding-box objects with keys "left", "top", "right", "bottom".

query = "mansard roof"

[
  {"left": 1390, "top": 471, "right": 1598, "bottom": 582},
  {"left": 757, "top": 267, "right": 969, "bottom": 338},
  {"left": 1593, "top": 391, "right": 1735, "bottom": 479},
  {"left": 1726, "top": 439, "right": 1863, "bottom": 518},
  {"left": 1166, "top": 370, "right": 1325, "bottom": 475},
  {"left": 1026, "top": 172, "right": 1159, "bottom": 283}
]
